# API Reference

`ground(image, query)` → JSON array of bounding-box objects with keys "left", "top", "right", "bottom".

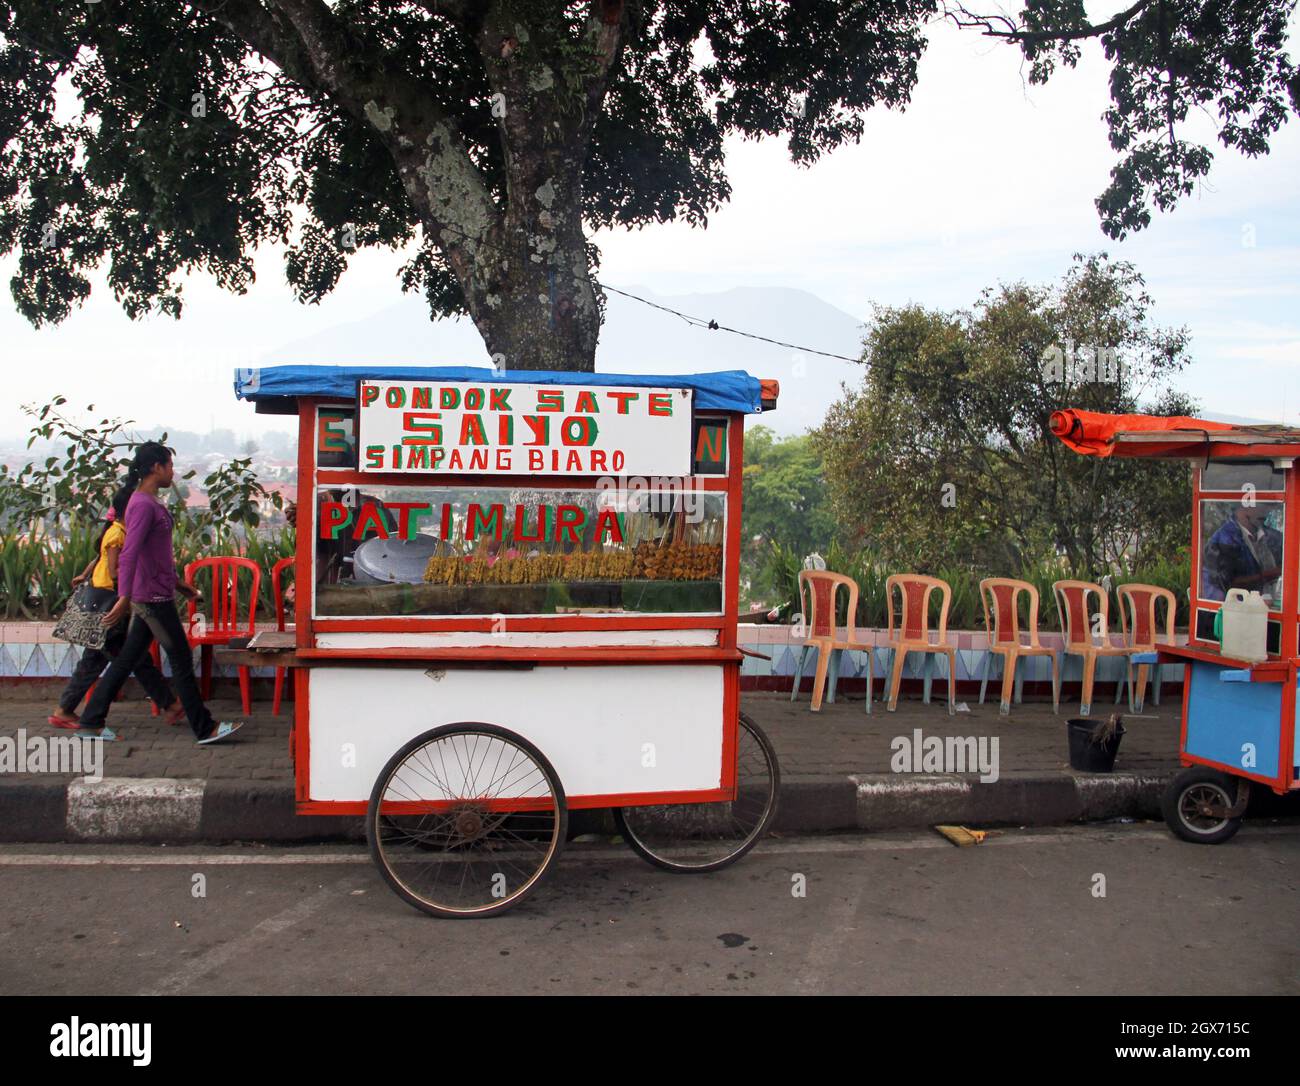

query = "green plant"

[
  {"left": 244, "top": 529, "right": 297, "bottom": 620},
  {"left": 0, "top": 534, "right": 44, "bottom": 620},
  {"left": 29, "top": 520, "right": 99, "bottom": 619}
]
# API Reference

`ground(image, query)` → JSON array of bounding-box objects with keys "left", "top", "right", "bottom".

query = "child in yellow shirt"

[{"left": 49, "top": 493, "right": 184, "bottom": 728}]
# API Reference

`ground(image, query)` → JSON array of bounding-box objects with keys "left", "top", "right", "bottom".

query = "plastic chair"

[
  {"left": 271, "top": 557, "right": 295, "bottom": 716},
  {"left": 883, "top": 574, "right": 956, "bottom": 714},
  {"left": 979, "top": 578, "right": 1061, "bottom": 715},
  {"left": 184, "top": 556, "right": 262, "bottom": 715},
  {"left": 789, "top": 570, "right": 874, "bottom": 713},
  {"left": 1052, "top": 579, "right": 1137, "bottom": 717},
  {"left": 1116, "top": 583, "right": 1176, "bottom": 712}
]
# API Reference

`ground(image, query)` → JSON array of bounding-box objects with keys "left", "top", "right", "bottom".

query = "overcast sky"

[{"left": 2, "top": 15, "right": 1296, "bottom": 444}]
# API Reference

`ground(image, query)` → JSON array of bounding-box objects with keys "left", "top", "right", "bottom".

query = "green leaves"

[
  {"left": 815, "top": 253, "right": 1193, "bottom": 577},
  {"left": 1008, "top": 0, "right": 1299, "bottom": 238}
]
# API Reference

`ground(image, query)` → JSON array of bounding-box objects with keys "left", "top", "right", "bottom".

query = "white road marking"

[
  {"left": 793, "top": 873, "right": 867, "bottom": 995},
  {"left": 140, "top": 876, "right": 362, "bottom": 996},
  {"left": 0, "top": 823, "right": 1294, "bottom": 868}
]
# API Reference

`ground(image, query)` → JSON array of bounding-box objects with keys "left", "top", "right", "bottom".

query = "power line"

[{"left": 596, "top": 284, "right": 864, "bottom": 363}]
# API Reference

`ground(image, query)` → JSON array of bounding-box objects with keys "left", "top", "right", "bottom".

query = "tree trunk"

[
  {"left": 194, "top": 0, "right": 626, "bottom": 373},
  {"left": 460, "top": 167, "right": 601, "bottom": 372}
]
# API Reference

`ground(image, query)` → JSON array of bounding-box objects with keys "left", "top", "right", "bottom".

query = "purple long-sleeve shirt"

[{"left": 116, "top": 491, "right": 177, "bottom": 603}]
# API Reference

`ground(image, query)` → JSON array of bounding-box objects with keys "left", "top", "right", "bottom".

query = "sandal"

[
  {"left": 48, "top": 714, "right": 81, "bottom": 729},
  {"left": 164, "top": 702, "right": 186, "bottom": 726}
]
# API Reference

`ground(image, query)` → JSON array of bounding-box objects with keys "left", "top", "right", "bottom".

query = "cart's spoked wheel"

[
  {"left": 613, "top": 712, "right": 779, "bottom": 874},
  {"left": 1161, "top": 767, "right": 1245, "bottom": 845},
  {"left": 367, "top": 723, "right": 567, "bottom": 917}
]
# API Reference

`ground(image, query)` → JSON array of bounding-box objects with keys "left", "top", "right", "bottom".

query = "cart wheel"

[
  {"left": 1161, "top": 767, "right": 1244, "bottom": 845},
  {"left": 613, "top": 712, "right": 779, "bottom": 874},
  {"left": 367, "top": 723, "right": 567, "bottom": 917}
]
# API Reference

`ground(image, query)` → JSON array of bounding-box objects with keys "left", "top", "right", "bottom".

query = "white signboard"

[{"left": 356, "top": 380, "right": 693, "bottom": 476}]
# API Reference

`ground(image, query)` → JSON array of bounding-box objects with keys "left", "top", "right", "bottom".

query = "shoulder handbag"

[{"left": 52, "top": 584, "right": 120, "bottom": 651}]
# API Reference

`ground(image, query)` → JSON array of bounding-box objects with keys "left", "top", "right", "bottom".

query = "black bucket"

[{"left": 1066, "top": 718, "right": 1125, "bottom": 772}]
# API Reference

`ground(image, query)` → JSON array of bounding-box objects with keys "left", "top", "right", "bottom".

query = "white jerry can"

[{"left": 1219, "top": 589, "right": 1269, "bottom": 663}]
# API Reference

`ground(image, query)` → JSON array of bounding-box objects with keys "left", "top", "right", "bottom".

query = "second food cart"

[{"left": 1052, "top": 409, "right": 1298, "bottom": 843}]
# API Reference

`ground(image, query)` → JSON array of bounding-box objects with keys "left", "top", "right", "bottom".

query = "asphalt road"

[{"left": 1, "top": 823, "right": 1296, "bottom": 996}]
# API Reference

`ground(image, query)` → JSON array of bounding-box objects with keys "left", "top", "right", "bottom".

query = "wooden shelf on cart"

[
  {"left": 215, "top": 640, "right": 743, "bottom": 669},
  {"left": 1157, "top": 642, "right": 1296, "bottom": 679}
]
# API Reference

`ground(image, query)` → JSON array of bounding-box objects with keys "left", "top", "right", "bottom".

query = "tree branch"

[
  {"left": 942, "top": 0, "right": 1156, "bottom": 45},
  {"left": 187, "top": 0, "right": 501, "bottom": 253},
  {"left": 577, "top": 0, "right": 634, "bottom": 142}
]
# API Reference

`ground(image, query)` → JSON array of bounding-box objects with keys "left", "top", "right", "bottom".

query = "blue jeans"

[
  {"left": 79, "top": 601, "right": 215, "bottom": 739},
  {"left": 59, "top": 620, "right": 177, "bottom": 715}
]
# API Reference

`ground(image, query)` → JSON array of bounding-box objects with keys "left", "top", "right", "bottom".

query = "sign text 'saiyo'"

[{"left": 357, "top": 381, "right": 693, "bottom": 476}]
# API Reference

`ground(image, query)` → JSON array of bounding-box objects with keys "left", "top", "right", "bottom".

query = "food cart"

[
  {"left": 1051, "top": 409, "right": 1298, "bottom": 843},
  {"left": 234, "top": 365, "right": 780, "bottom": 915}
]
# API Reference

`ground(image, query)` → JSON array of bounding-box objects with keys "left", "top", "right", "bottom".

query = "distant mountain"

[
  {"left": 260, "top": 284, "right": 869, "bottom": 436},
  {"left": 1199, "top": 411, "right": 1283, "bottom": 426}
]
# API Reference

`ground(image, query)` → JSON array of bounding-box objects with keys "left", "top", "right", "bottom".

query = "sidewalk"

[{"left": 0, "top": 689, "right": 1199, "bottom": 842}]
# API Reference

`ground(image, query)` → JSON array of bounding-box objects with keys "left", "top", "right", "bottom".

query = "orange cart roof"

[{"left": 1050, "top": 408, "right": 1300, "bottom": 460}]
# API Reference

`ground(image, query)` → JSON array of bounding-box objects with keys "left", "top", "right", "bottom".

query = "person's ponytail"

[{"left": 128, "top": 441, "right": 172, "bottom": 485}]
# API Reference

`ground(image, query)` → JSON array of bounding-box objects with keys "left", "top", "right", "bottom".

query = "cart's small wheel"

[
  {"left": 367, "top": 723, "right": 567, "bottom": 917},
  {"left": 1161, "top": 767, "right": 1244, "bottom": 845},
  {"left": 613, "top": 712, "right": 779, "bottom": 874}
]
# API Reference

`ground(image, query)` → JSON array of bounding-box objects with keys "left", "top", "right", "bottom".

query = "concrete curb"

[{"left": 0, "top": 770, "right": 1184, "bottom": 843}]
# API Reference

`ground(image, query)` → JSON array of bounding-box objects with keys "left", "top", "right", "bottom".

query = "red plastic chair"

[
  {"left": 979, "top": 578, "right": 1060, "bottom": 715},
  {"left": 1116, "top": 583, "right": 1177, "bottom": 712},
  {"left": 184, "top": 557, "right": 262, "bottom": 715},
  {"left": 271, "top": 557, "right": 295, "bottom": 716},
  {"left": 1053, "top": 579, "right": 1137, "bottom": 717},
  {"left": 790, "top": 570, "right": 875, "bottom": 713},
  {"left": 884, "top": 574, "right": 956, "bottom": 714}
]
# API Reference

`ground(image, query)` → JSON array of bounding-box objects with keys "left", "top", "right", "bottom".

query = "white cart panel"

[{"left": 307, "top": 664, "right": 725, "bottom": 802}]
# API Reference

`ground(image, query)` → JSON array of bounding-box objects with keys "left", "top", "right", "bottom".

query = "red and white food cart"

[
  {"left": 1052, "top": 409, "right": 1299, "bottom": 843},
  {"left": 234, "top": 365, "right": 780, "bottom": 916}
]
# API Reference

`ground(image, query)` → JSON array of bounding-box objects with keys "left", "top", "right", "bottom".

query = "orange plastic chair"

[
  {"left": 979, "top": 578, "right": 1060, "bottom": 714},
  {"left": 883, "top": 574, "right": 955, "bottom": 714},
  {"left": 184, "top": 556, "right": 262, "bottom": 715},
  {"left": 1052, "top": 579, "right": 1137, "bottom": 717},
  {"left": 790, "top": 570, "right": 875, "bottom": 713},
  {"left": 271, "top": 557, "right": 295, "bottom": 716},
  {"left": 1116, "top": 583, "right": 1177, "bottom": 712}
]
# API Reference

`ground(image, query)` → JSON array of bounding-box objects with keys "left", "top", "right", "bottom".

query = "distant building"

[{"left": 258, "top": 482, "right": 298, "bottom": 521}]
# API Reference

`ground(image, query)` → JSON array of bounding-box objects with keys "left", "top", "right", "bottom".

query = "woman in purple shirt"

[{"left": 78, "top": 442, "right": 243, "bottom": 745}]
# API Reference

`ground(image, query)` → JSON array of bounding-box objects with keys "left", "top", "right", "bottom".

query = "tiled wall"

[
  {"left": 0, "top": 623, "right": 282, "bottom": 679},
  {"left": 736, "top": 624, "right": 1188, "bottom": 686},
  {"left": 1, "top": 622, "right": 1187, "bottom": 687}
]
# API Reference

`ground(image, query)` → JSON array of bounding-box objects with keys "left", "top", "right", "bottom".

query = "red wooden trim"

[
  {"left": 297, "top": 785, "right": 735, "bottom": 817},
  {"left": 1156, "top": 644, "right": 1292, "bottom": 677},
  {"left": 1284, "top": 461, "right": 1299, "bottom": 662},
  {"left": 1179, "top": 752, "right": 1289, "bottom": 796},
  {"left": 311, "top": 615, "right": 725, "bottom": 632},
  {"left": 295, "top": 665, "right": 310, "bottom": 802},
  {"left": 721, "top": 661, "right": 738, "bottom": 796},
  {"left": 1188, "top": 469, "right": 1293, "bottom": 649},
  {"left": 1278, "top": 662, "right": 1296, "bottom": 796},
  {"left": 317, "top": 468, "right": 731, "bottom": 491},
  {"left": 1178, "top": 649, "right": 1192, "bottom": 768},
  {"left": 296, "top": 400, "right": 316, "bottom": 650},
  {"left": 721, "top": 414, "right": 744, "bottom": 650},
  {"left": 293, "top": 646, "right": 742, "bottom": 664}
]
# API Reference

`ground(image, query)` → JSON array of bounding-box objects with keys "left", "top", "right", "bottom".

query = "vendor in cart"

[{"left": 1200, "top": 499, "right": 1284, "bottom": 603}]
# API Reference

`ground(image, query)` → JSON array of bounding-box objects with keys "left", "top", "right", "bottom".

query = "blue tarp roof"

[{"left": 234, "top": 365, "right": 765, "bottom": 414}]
